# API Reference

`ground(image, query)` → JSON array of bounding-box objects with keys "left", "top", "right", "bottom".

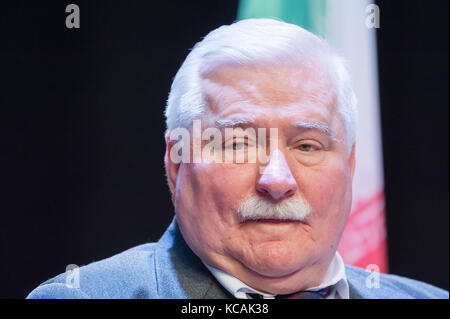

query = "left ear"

[{"left": 349, "top": 143, "right": 356, "bottom": 180}]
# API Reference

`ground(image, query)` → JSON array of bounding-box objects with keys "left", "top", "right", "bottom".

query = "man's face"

[{"left": 165, "top": 61, "right": 355, "bottom": 293}]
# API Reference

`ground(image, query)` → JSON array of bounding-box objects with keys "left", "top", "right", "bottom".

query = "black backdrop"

[{"left": 1, "top": 0, "right": 448, "bottom": 298}]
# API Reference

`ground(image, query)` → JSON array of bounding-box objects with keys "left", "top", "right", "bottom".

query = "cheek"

[
  {"left": 176, "top": 163, "right": 227, "bottom": 223},
  {"left": 174, "top": 163, "right": 258, "bottom": 252},
  {"left": 299, "top": 159, "right": 352, "bottom": 234},
  {"left": 183, "top": 161, "right": 259, "bottom": 214},
  {"left": 211, "top": 164, "right": 258, "bottom": 209}
]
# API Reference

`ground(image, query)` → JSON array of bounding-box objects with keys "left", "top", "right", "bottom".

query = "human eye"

[
  {"left": 232, "top": 141, "right": 246, "bottom": 150},
  {"left": 295, "top": 141, "right": 321, "bottom": 152},
  {"left": 289, "top": 139, "right": 325, "bottom": 166},
  {"left": 224, "top": 138, "right": 248, "bottom": 150}
]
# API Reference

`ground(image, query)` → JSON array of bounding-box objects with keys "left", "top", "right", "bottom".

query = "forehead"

[{"left": 200, "top": 62, "right": 339, "bottom": 126}]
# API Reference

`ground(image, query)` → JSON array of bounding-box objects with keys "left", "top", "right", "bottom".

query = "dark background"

[{"left": 1, "top": 0, "right": 448, "bottom": 298}]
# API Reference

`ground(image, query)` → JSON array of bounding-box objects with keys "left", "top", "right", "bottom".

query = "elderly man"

[{"left": 28, "top": 19, "right": 447, "bottom": 299}]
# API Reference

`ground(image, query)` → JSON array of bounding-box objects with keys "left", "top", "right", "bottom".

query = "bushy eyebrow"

[
  {"left": 215, "top": 118, "right": 339, "bottom": 142},
  {"left": 215, "top": 118, "right": 256, "bottom": 129},
  {"left": 293, "top": 121, "right": 339, "bottom": 142}
]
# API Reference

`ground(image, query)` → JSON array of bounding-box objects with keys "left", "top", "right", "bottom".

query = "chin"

[{"left": 246, "top": 241, "right": 309, "bottom": 278}]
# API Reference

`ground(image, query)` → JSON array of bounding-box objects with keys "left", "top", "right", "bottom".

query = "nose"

[{"left": 256, "top": 149, "right": 298, "bottom": 201}]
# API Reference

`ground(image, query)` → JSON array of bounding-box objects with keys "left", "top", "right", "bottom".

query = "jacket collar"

[{"left": 154, "top": 217, "right": 232, "bottom": 298}]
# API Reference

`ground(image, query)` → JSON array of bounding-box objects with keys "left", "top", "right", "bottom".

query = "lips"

[{"left": 248, "top": 218, "right": 297, "bottom": 223}]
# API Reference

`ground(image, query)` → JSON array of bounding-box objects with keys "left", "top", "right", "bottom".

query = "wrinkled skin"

[{"left": 165, "top": 62, "right": 355, "bottom": 294}]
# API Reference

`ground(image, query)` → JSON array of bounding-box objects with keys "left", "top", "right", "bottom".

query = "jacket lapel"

[
  {"left": 347, "top": 281, "right": 363, "bottom": 299},
  {"left": 155, "top": 217, "right": 232, "bottom": 298}
]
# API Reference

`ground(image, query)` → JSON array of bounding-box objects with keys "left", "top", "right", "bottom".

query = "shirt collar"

[{"left": 203, "top": 251, "right": 349, "bottom": 299}]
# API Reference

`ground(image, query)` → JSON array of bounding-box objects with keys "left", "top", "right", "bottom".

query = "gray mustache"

[{"left": 237, "top": 195, "right": 311, "bottom": 222}]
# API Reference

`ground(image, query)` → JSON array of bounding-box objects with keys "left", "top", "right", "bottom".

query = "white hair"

[
  {"left": 237, "top": 193, "right": 311, "bottom": 223},
  {"left": 164, "top": 18, "right": 357, "bottom": 153}
]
